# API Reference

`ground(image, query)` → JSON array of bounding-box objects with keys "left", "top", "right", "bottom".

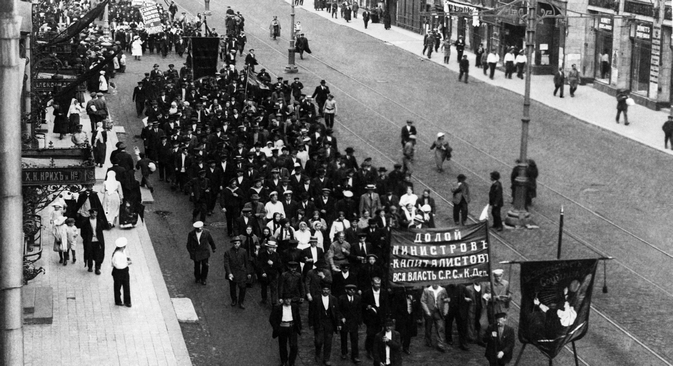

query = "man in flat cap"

[
  {"left": 484, "top": 269, "right": 511, "bottom": 323},
  {"left": 186, "top": 221, "right": 216, "bottom": 285},
  {"left": 224, "top": 236, "right": 252, "bottom": 309},
  {"left": 483, "top": 312, "right": 515, "bottom": 366},
  {"left": 338, "top": 283, "right": 362, "bottom": 363}
]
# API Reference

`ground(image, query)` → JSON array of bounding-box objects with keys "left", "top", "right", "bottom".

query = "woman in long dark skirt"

[
  {"left": 52, "top": 102, "right": 69, "bottom": 139},
  {"left": 91, "top": 122, "right": 107, "bottom": 167}
]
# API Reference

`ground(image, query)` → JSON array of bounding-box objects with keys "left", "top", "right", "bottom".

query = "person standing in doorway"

[
  {"left": 454, "top": 35, "right": 465, "bottom": 63},
  {"left": 600, "top": 50, "right": 610, "bottom": 79}
]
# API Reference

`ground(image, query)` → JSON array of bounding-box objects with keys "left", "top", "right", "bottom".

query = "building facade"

[{"left": 393, "top": 0, "right": 673, "bottom": 109}]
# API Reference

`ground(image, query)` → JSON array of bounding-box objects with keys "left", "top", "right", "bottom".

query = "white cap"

[
  {"left": 193, "top": 221, "right": 204, "bottom": 228},
  {"left": 115, "top": 237, "right": 128, "bottom": 248},
  {"left": 493, "top": 269, "right": 504, "bottom": 275},
  {"left": 421, "top": 204, "right": 431, "bottom": 212},
  {"left": 437, "top": 132, "right": 445, "bottom": 138},
  {"left": 343, "top": 190, "right": 353, "bottom": 198}
]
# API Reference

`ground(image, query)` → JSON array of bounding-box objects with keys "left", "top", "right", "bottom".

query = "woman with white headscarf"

[
  {"left": 92, "top": 122, "right": 107, "bottom": 167},
  {"left": 295, "top": 221, "right": 312, "bottom": 251},
  {"left": 103, "top": 171, "right": 124, "bottom": 228}
]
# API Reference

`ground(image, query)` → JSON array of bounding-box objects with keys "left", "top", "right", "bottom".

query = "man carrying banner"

[
  {"left": 420, "top": 283, "right": 449, "bottom": 352},
  {"left": 483, "top": 312, "right": 515, "bottom": 366},
  {"left": 484, "top": 269, "right": 511, "bottom": 323}
]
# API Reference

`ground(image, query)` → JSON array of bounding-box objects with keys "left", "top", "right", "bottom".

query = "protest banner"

[
  {"left": 388, "top": 222, "right": 491, "bottom": 288},
  {"left": 140, "top": 3, "right": 163, "bottom": 34},
  {"left": 191, "top": 37, "right": 220, "bottom": 80},
  {"left": 518, "top": 259, "right": 598, "bottom": 359}
]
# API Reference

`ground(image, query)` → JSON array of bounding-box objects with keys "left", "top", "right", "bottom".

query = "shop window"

[{"left": 630, "top": 39, "right": 651, "bottom": 96}]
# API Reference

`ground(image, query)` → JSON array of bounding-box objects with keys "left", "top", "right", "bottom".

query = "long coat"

[
  {"left": 186, "top": 229, "right": 216, "bottom": 261},
  {"left": 223, "top": 246, "right": 251, "bottom": 284},
  {"left": 483, "top": 323, "right": 515, "bottom": 364},
  {"left": 80, "top": 215, "right": 106, "bottom": 264},
  {"left": 338, "top": 293, "right": 362, "bottom": 332}
]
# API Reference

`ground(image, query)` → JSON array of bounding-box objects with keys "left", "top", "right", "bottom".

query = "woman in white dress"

[
  {"left": 98, "top": 70, "right": 108, "bottom": 93},
  {"left": 103, "top": 171, "right": 124, "bottom": 228},
  {"left": 131, "top": 36, "right": 143, "bottom": 60}
]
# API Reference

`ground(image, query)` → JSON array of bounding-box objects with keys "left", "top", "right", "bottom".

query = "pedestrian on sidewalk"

[
  {"left": 488, "top": 171, "right": 504, "bottom": 231},
  {"left": 434, "top": 30, "right": 441, "bottom": 52},
  {"left": 81, "top": 209, "right": 105, "bottom": 274},
  {"left": 441, "top": 38, "right": 451, "bottom": 64},
  {"left": 111, "top": 237, "right": 132, "bottom": 307},
  {"left": 344, "top": 5, "right": 352, "bottom": 22},
  {"left": 515, "top": 50, "right": 527, "bottom": 79},
  {"left": 53, "top": 216, "right": 68, "bottom": 265},
  {"left": 487, "top": 50, "right": 499, "bottom": 79},
  {"left": 186, "top": 221, "right": 217, "bottom": 285},
  {"left": 65, "top": 218, "right": 79, "bottom": 265},
  {"left": 331, "top": 1, "right": 338, "bottom": 18},
  {"left": 383, "top": 11, "right": 391, "bottom": 29},
  {"left": 482, "top": 51, "right": 489, "bottom": 75},
  {"left": 422, "top": 31, "right": 435, "bottom": 59},
  {"left": 430, "top": 132, "right": 451, "bottom": 171},
  {"left": 224, "top": 236, "right": 252, "bottom": 309},
  {"left": 504, "top": 48, "right": 515, "bottom": 79},
  {"left": 362, "top": 8, "right": 370, "bottom": 28},
  {"left": 663, "top": 116, "right": 673, "bottom": 149},
  {"left": 454, "top": 36, "right": 465, "bottom": 63},
  {"left": 553, "top": 67, "right": 565, "bottom": 98},
  {"left": 270, "top": 294, "right": 302, "bottom": 366},
  {"left": 352, "top": 2, "right": 359, "bottom": 18},
  {"left": 270, "top": 16, "right": 281, "bottom": 40},
  {"left": 616, "top": 89, "right": 630, "bottom": 125},
  {"left": 568, "top": 64, "right": 580, "bottom": 97},
  {"left": 476, "top": 43, "right": 485, "bottom": 68},
  {"left": 459, "top": 55, "right": 470, "bottom": 84},
  {"left": 136, "top": 152, "right": 154, "bottom": 193}
]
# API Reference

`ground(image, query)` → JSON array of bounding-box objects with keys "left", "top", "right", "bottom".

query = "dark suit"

[
  {"left": 186, "top": 228, "right": 217, "bottom": 282},
  {"left": 362, "top": 288, "right": 389, "bottom": 355},
  {"left": 349, "top": 240, "right": 373, "bottom": 270},
  {"left": 392, "top": 289, "right": 420, "bottom": 351},
  {"left": 132, "top": 86, "right": 146, "bottom": 116},
  {"left": 489, "top": 180, "right": 504, "bottom": 229},
  {"left": 372, "top": 329, "right": 402, "bottom": 366},
  {"left": 483, "top": 323, "right": 515, "bottom": 365},
  {"left": 311, "top": 84, "right": 331, "bottom": 115},
  {"left": 300, "top": 246, "right": 325, "bottom": 278},
  {"left": 400, "top": 124, "right": 417, "bottom": 147},
  {"left": 269, "top": 303, "right": 302, "bottom": 366},
  {"left": 445, "top": 284, "right": 470, "bottom": 348},
  {"left": 80, "top": 215, "right": 106, "bottom": 271},
  {"left": 332, "top": 270, "right": 358, "bottom": 298},
  {"left": 311, "top": 294, "right": 341, "bottom": 362},
  {"left": 338, "top": 293, "right": 362, "bottom": 360}
]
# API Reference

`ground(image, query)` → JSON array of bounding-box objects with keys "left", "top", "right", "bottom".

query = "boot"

[{"left": 72, "top": 251, "right": 76, "bottom": 264}]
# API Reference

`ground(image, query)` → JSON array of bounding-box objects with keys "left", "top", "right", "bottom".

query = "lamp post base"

[
  {"left": 285, "top": 65, "right": 298, "bottom": 73},
  {"left": 285, "top": 48, "right": 298, "bottom": 73},
  {"left": 505, "top": 208, "right": 538, "bottom": 229}
]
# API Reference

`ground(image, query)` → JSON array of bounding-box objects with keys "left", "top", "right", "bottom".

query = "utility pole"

[
  {"left": 0, "top": 0, "right": 25, "bottom": 363},
  {"left": 285, "top": 0, "right": 298, "bottom": 74},
  {"left": 505, "top": 0, "right": 536, "bottom": 228}
]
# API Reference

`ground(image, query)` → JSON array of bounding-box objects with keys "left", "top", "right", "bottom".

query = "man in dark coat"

[
  {"left": 80, "top": 209, "right": 106, "bottom": 274},
  {"left": 338, "top": 284, "right": 362, "bottom": 363},
  {"left": 445, "top": 283, "right": 471, "bottom": 350},
  {"left": 257, "top": 240, "right": 284, "bottom": 305},
  {"left": 224, "top": 236, "right": 252, "bottom": 308},
  {"left": 300, "top": 236, "right": 325, "bottom": 278},
  {"left": 489, "top": 171, "right": 504, "bottom": 231},
  {"left": 221, "top": 178, "right": 244, "bottom": 236},
  {"left": 362, "top": 276, "right": 389, "bottom": 359},
  {"left": 311, "top": 80, "right": 330, "bottom": 116},
  {"left": 399, "top": 120, "right": 417, "bottom": 148},
  {"left": 132, "top": 81, "right": 146, "bottom": 117},
  {"left": 278, "top": 260, "right": 305, "bottom": 304},
  {"left": 74, "top": 186, "right": 105, "bottom": 229},
  {"left": 483, "top": 312, "right": 515, "bottom": 366},
  {"left": 311, "top": 280, "right": 341, "bottom": 365},
  {"left": 391, "top": 287, "right": 419, "bottom": 354},
  {"left": 553, "top": 67, "right": 565, "bottom": 98},
  {"left": 295, "top": 33, "right": 312, "bottom": 59},
  {"left": 270, "top": 294, "right": 303, "bottom": 366},
  {"left": 186, "top": 221, "right": 217, "bottom": 285},
  {"left": 372, "top": 318, "right": 402, "bottom": 366}
]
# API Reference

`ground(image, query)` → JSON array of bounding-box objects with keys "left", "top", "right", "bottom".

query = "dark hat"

[
  {"left": 393, "top": 163, "right": 402, "bottom": 169},
  {"left": 358, "top": 232, "right": 368, "bottom": 238},
  {"left": 168, "top": 63, "right": 174, "bottom": 67},
  {"left": 384, "top": 318, "right": 395, "bottom": 327},
  {"left": 316, "top": 259, "right": 328, "bottom": 268},
  {"left": 368, "top": 218, "right": 377, "bottom": 225},
  {"left": 287, "top": 260, "right": 299, "bottom": 267},
  {"left": 288, "top": 239, "right": 298, "bottom": 246},
  {"left": 378, "top": 167, "right": 387, "bottom": 172},
  {"left": 495, "top": 312, "right": 508, "bottom": 319},
  {"left": 345, "top": 147, "right": 354, "bottom": 153},
  {"left": 345, "top": 284, "right": 357, "bottom": 290},
  {"left": 231, "top": 236, "right": 242, "bottom": 243},
  {"left": 153, "top": 63, "right": 159, "bottom": 67},
  {"left": 320, "top": 80, "right": 326, "bottom": 84},
  {"left": 367, "top": 254, "right": 378, "bottom": 260},
  {"left": 340, "top": 262, "right": 350, "bottom": 269},
  {"left": 241, "top": 207, "right": 252, "bottom": 213},
  {"left": 137, "top": 81, "right": 143, "bottom": 85},
  {"left": 321, "top": 188, "right": 331, "bottom": 193},
  {"left": 490, "top": 171, "right": 501, "bottom": 180},
  {"left": 320, "top": 279, "right": 332, "bottom": 289}
]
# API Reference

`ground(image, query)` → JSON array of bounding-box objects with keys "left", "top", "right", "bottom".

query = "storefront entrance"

[
  {"left": 630, "top": 23, "right": 653, "bottom": 97},
  {"left": 594, "top": 17, "right": 613, "bottom": 83}
]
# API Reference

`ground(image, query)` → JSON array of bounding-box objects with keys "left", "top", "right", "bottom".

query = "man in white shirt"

[
  {"left": 265, "top": 191, "right": 286, "bottom": 220},
  {"left": 372, "top": 318, "right": 402, "bottom": 366},
  {"left": 269, "top": 294, "right": 302, "bottom": 366},
  {"left": 487, "top": 50, "right": 500, "bottom": 80},
  {"left": 420, "top": 283, "right": 449, "bottom": 352}
]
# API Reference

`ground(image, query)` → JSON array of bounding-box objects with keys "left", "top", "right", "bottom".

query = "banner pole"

[
  {"left": 485, "top": 223, "right": 500, "bottom": 354},
  {"left": 572, "top": 342, "right": 580, "bottom": 366},
  {"left": 512, "top": 343, "right": 527, "bottom": 366},
  {"left": 556, "top": 206, "right": 564, "bottom": 259}
]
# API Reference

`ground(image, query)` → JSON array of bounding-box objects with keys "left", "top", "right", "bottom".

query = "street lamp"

[
  {"left": 285, "top": 0, "right": 298, "bottom": 73},
  {"left": 505, "top": 0, "right": 536, "bottom": 228}
]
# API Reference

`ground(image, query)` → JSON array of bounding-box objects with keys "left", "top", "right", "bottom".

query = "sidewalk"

[
  {"left": 290, "top": 1, "right": 673, "bottom": 156},
  {"left": 23, "top": 89, "right": 189, "bottom": 365}
]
